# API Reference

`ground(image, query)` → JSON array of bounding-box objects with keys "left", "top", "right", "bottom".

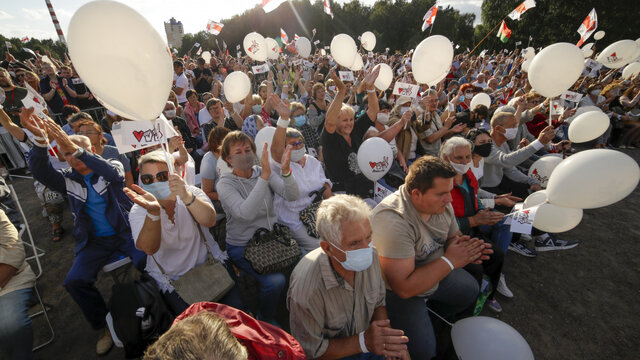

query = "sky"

[{"left": 1, "top": 0, "right": 483, "bottom": 42}]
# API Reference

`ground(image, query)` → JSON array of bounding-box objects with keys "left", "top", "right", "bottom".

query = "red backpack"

[{"left": 175, "top": 302, "right": 307, "bottom": 360}]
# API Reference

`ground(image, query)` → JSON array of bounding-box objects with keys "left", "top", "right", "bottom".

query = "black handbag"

[
  {"left": 299, "top": 187, "right": 326, "bottom": 238},
  {"left": 244, "top": 223, "right": 302, "bottom": 274}
]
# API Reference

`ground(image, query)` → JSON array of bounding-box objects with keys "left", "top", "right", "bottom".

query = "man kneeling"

[{"left": 288, "top": 195, "right": 409, "bottom": 359}]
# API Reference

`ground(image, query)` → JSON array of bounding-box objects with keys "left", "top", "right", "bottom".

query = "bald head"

[{"left": 68, "top": 135, "right": 92, "bottom": 152}]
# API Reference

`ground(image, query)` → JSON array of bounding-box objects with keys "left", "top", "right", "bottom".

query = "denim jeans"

[
  {"left": 0, "top": 287, "right": 34, "bottom": 360},
  {"left": 226, "top": 244, "right": 286, "bottom": 325},
  {"left": 386, "top": 269, "right": 478, "bottom": 360},
  {"left": 478, "top": 219, "right": 513, "bottom": 254}
]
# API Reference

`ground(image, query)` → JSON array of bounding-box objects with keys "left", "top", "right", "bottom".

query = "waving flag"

[
  {"left": 294, "top": 34, "right": 300, "bottom": 41},
  {"left": 206, "top": 20, "right": 224, "bottom": 35},
  {"left": 508, "top": 0, "right": 536, "bottom": 21},
  {"left": 496, "top": 21, "right": 512, "bottom": 43},
  {"left": 280, "top": 28, "right": 289, "bottom": 44},
  {"left": 262, "top": 0, "right": 286, "bottom": 13},
  {"left": 421, "top": 5, "right": 438, "bottom": 31},
  {"left": 576, "top": 8, "right": 597, "bottom": 47},
  {"left": 324, "top": 0, "right": 334, "bottom": 19},
  {"left": 21, "top": 37, "right": 30, "bottom": 43}
]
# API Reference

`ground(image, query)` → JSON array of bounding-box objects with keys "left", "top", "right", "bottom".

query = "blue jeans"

[
  {"left": 478, "top": 218, "right": 513, "bottom": 254},
  {"left": 226, "top": 244, "right": 286, "bottom": 325},
  {"left": 0, "top": 288, "right": 34, "bottom": 360},
  {"left": 386, "top": 269, "right": 478, "bottom": 360},
  {"left": 63, "top": 234, "right": 146, "bottom": 330}
]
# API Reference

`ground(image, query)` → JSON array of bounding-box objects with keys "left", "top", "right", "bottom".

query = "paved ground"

[{"left": 8, "top": 149, "right": 640, "bottom": 360}]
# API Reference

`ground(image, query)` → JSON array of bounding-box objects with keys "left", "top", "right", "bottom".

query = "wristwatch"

[{"left": 71, "top": 147, "right": 84, "bottom": 158}]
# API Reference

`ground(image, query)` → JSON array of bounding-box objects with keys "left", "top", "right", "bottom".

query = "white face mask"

[
  {"left": 471, "top": 158, "right": 484, "bottom": 180},
  {"left": 590, "top": 89, "right": 601, "bottom": 96},
  {"left": 400, "top": 106, "right": 410, "bottom": 115},
  {"left": 503, "top": 127, "right": 518, "bottom": 140},
  {"left": 331, "top": 242, "right": 373, "bottom": 272},
  {"left": 290, "top": 147, "right": 306, "bottom": 162},
  {"left": 163, "top": 109, "right": 176, "bottom": 119},
  {"left": 449, "top": 160, "right": 472, "bottom": 175},
  {"left": 465, "top": 93, "right": 474, "bottom": 100},
  {"left": 376, "top": 112, "right": 390, "bottom": 125},
  {"left": 328, "top": 86, "right": 336, "bottom": 92},
  {"left": 252, "top": 104, "right": 262, "bottom": 114}
]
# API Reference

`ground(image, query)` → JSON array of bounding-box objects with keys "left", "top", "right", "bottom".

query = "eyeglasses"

[
  {"left": 140, "top": 171, "right": 169, "bottom": 185},
  {"left": 76, "top": 130, "right": 99, "bottom": 135},
  {"left": 289, "top": 141, "right": 304, "bottom": 147}
]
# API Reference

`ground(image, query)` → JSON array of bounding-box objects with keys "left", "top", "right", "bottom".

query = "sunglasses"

[{"left": 140, "top": 171, "right": 169, "bottom": 185}]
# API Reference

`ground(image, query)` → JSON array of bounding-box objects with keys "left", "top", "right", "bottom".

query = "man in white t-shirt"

[{"left": 173, "top": 61, "right": 189, "bottom": 106}]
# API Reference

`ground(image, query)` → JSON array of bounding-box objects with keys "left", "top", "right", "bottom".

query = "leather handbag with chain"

[{"left": 244, "top": 223, "right": 301, "bottom": 274}]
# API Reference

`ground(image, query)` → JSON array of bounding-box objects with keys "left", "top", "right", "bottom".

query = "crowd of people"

[{"left": 1, "top": 40, "right": 639, "bottom": 360}]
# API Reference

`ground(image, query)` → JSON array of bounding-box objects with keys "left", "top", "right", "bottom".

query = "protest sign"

[
  {"left": 392, "top": 82, "right": 420, "bottom": 98},
  {"left": 111, "top": 115, "right": 178, "bottom": 154}
]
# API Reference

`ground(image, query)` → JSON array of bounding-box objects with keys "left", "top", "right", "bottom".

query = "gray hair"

[
  {"left": 495, "top": 105, "right": 516, "bottom": 114},
  {"left": 68, "top": 135, "right": 91, "bottom": 151},
  {"left": 422, "top": 89, "right": 438, "bottom": 98},
  {"left": 440, "top": 136, "right": 472, "bottom": 158},
  {"left": 490, "top": 111, "right": 515, "bottom": 128},
  {"left": 316, "top": 194, "right": 371, "bottom": 247},
  {"left": 138, "top": 150, "right": 175, "bottom": 170},
  {"left": 285, "top": 128, "right": 303, "bottom": 140}
]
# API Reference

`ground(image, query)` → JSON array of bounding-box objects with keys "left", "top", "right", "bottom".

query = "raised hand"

[
  {"left": 124, "top": 184, "right": 161, "bottom": 216},
  {"left": 260, "top": 143, "right": 271, "bottom": 180},
  {"left": 168, "top": 173, "right": 190, "bottom": 202},
  {"left": 281, "top": 144, "right": 293, "bottom": 170},
  {"left": 363, "top": 65, "right": 381, "bottom": 90},
  {"left": 19, "top": 107, "right": 47, "bottom": 139},
  {"left": 270, "top": 94, "right": 291, "bottom": 120},
  {"left": 43, "top": 116, "right": 77, "bottom": 154}
]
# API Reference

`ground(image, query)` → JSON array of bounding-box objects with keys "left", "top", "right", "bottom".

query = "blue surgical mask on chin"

[
  {"left": 294, "top": 115, "right": 307, "bottom": 127},
  {"left": 331, "top": 242, "right": 373, "bottom": 272},
  {"left": 141, "top": 182, "right": 172, "bottom": 200}
]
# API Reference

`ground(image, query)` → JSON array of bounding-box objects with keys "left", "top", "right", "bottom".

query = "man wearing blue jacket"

[{"left": 21, "top": 108, "right": 145, "bottom": 355}]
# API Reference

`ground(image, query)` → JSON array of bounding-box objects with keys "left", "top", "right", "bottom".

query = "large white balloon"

[
  {"left": 452, "top": 317, "right": 534, "bottom": 360},
  {"left": 593, "top": 31, "right": 605, "bottom": 41},
  {"left": 528, "top": 156, "right": 563, "bottom": 188},
  {"left": 331, "top": 34, "right": 358, "bottom": 68},
  {"left": 546, "top": 149, "right": 640, "bottom": 209},
  {"left": 568, "top": 110, "right": 610, "bottom": 143},
  {"left": 533, "top": 203, "right": 583, "bottom": 233},
  {"left": 564, "top": 105, "right": 601, "bottom": 124},
  {"left": 582, "top": 43, "right": 594, "bottom": 51},
  {"left": 254, "top": 126, "right": 276, "bottom": 158},
  {"left": 582, "top": 47, "right": 594, "bottom": 58},
  {"left": 373, "top": 63, "right": 393, "bottom": 91},
  {"left": 523, "top": 47, "right": 535, "bottom": 60},
  {"left": 357, "top": 137, "right": 393, "bottom": 181},
  {"left": 350, "top": 55, "right": 364, "bottom": 71},
  {"left": 243, "top": 32, "right": 268, "bottom": 62},
  {"left": 361, "top": 31, "right": 376, "bottom": 51},
  {"left": 295, "top": 37, "right": 312, "bottom": 58},
  {"left": 596, "top": 39, "right": 638, "bottom": 69},
  {"left": 67, "top": 0, "right": 173, "bottom": 121},
  {"left": 622, "top": 62, "right": 640, "bottom": 80},
  {"left": 201, "top": 51, "right": 211, "bottom": 63},
  {"left": 470, "top": 93, "right": 491, "bottom": 110},
  {"left": 523, "top": 190, "right": 548, "bottom": 209},
  {"left": 528, "top": 43, "right": 584, "bottom": 98},
  {"left": 521, "top": 58, "right": 532, "bottom": 72},
  {"left": 411, "top": 35, "right": 454, "bottom": 86},
  {"left": 266, "top": 37, "right": 280, "bottom": 60},
  {"left": 223, "top": 71, "right": 251, "bottom": 103}
]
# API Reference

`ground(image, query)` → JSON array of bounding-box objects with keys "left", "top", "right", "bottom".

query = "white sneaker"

[{"left": 497, "top": 273, "right": 514, "bottom": 298}]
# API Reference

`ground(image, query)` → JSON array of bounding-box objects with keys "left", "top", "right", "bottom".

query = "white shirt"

[
  {"left": 198, "top": 107, "right": 212, "bottom": 126},
  {"left": 173, "top": 152, "right": 196, "bottom": 186},
  {"left": 130, "top": 186, "right": 227, "bottom": 293},
  {"left": 174, "top": 72, "right": 189, "bottom": 103}
]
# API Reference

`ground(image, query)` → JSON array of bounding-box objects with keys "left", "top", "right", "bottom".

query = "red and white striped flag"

[
  {"left": 206, "top": 20, "right": 224, "bottom": 35},
  {"left": 281, "top": 28, "right": 289, "bottom": 44},
  {"left": 294, "top": 34, "right": 300, "bottom": 41},
  {"left": 576, "top": 8, "right": 597, "bottom": 47},
  {"left": 421, "top": 5, "right": 438, "bottom": 31},
  {"left": 324, "top": 0, "right": 334, "bottom": 19},
  {"left": 262, "top": 0, "right": 286, "bottom": 13},
  {"left": 21, "top": 36, "right": 30, "bottom": 43},
  {"left": 507, "top": 0, "right": 536, "bottom": 21}
]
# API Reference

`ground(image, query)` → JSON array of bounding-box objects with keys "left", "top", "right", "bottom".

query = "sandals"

[{"left": 52, "top": 227, "right": 64, "bottom": 242}]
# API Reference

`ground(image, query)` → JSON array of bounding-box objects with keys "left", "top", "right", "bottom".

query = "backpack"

[
  {"left": 175, "top": 302, "right": 307, "bottom": 359},
  {"left": 109, "top": 274, "right": 174, "bottom": 359}
]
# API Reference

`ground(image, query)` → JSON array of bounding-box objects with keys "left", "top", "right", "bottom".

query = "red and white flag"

[
  {"left": 576, "top": 8, "right": 597, "bottom": 47},
  {"left": 421, "top": 5, "right": 438, "bottom": 31},
  {"left": 21, "top": 36, "right": 29, "bottom": 43},
  {"left": 294, "top": 34, "right": 300, "bottom": 41},
  {"left": 262, "top": 0, "right": 286, "bottom": 13},
  {"left": 507, "top": 0, "right": 536, "bottom": 21},
  {"left": 324, "top": 0, "right": 334, "bottom": 19},
  {"left": 206, "top": 20, "right": 224, "bottom": 35},
  {"left": 280, "top": 28, "right": 289, "bottom": 44}
]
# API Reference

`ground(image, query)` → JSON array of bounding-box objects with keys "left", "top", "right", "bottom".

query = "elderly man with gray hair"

[{"left": 287, "top": 194, "right": 409, "bottom": 360}]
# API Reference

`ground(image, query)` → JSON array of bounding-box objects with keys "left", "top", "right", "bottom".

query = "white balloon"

[
  {"left": 254, "top": 126, "right": 276, "bottom": 157},
  {"left": 582, "top": 47, "right": 594, "bottom": 58},
  {"left": 411, "top": 35, "right": 454, "bottom": 86},
  {"left": 372, "top": 64, "right": 393, "bottom": 91},
  {"left": 528, "top": 43, "right": 584, "bottom": 98},
  {"left": 266, "top": 38, "right": 280, "bottom": 60},
  {"left": 568, "top": 110, "right": 610, "bottom": 143},
  {"left": 564, "top": 105, "right": 600, "bottom": 124},
  {"left": 622, "top": 62, "right": 640, "bottom": 79},
  {"left": 93, "top": 94, "right": 138, "bottom": 120},
  {"left": 243, "top": 32, "right": 268, "bottom": 62},
  {"left": 67, "top": 0, "right": 173, "bottom": 121},
  {"left": 533, "top": 202, "right": 583, "bottom": 233},
  {"left": 357, "top": 137, "right": 393, "bottom": 181},
  {"left": 470, "top": 93, "right": 491, "bottom": 110},
  {"left": 201, "top": 51, "right": 211, "bottom": 63},
  {"left": 331, "top": 34, "right": 358, "bottom": 68},
  {"left": 223, "top": 71, "right": 251, "bottom": 103},
  {"left": 295, "top": 37, "right": 312, "bottom": 58},
  {"left": 523, "top": 190, "right": 548, "bottom": 208},
  {"left": 521, "top": 58, "right": 531, "bottom": 72},
  {"left": 596, "top": 39, "right": 638, "bottom": 69},
  {"left": 582, "top": 43, "right": 594, "bottom": 51},
  {"left": 528, "top": 156, "right": 563, "bottom": 188},
  {"left": 523, "top": 47, "right": 535, "bottom": 60},
  {"left": 350, "top": 55, "right": 364, "bottom": 71},
  {"left": 593, "top": 31, "right": 605, "bottom": 41},
  {"left": 452, "top": 317, "right": 534, "bottom": 360},
  {"left": 361, "top": 31, "right": 376, "bottom": 51},
  {"left": 546, "top": 149, "right": 640, "bottom": 209}
]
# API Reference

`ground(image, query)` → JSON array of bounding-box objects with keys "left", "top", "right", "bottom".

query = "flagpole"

[
  {"left": 429, "top": 21, "right": 434, "bottom": 36},
  {"left": 469, "top": 16, "right": 506, "bottom": 55}
]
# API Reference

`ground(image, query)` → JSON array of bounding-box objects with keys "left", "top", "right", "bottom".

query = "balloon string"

[
  {"left": 33, "top": 113, "right": 57, "bottom": 156},
  {"left": 427, "top": 306, "right": 453, "bottom": 327}
]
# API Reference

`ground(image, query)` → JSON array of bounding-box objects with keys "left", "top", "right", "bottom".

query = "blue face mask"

[
  {"left": 294, "top": 115, "right": 307, "bottom": 127},
  {"left": 331, "top": 243, "right": 373, "bottom": 272},
  {"left": 141, "top": 181, "right": 172, "bottom": 200}
]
